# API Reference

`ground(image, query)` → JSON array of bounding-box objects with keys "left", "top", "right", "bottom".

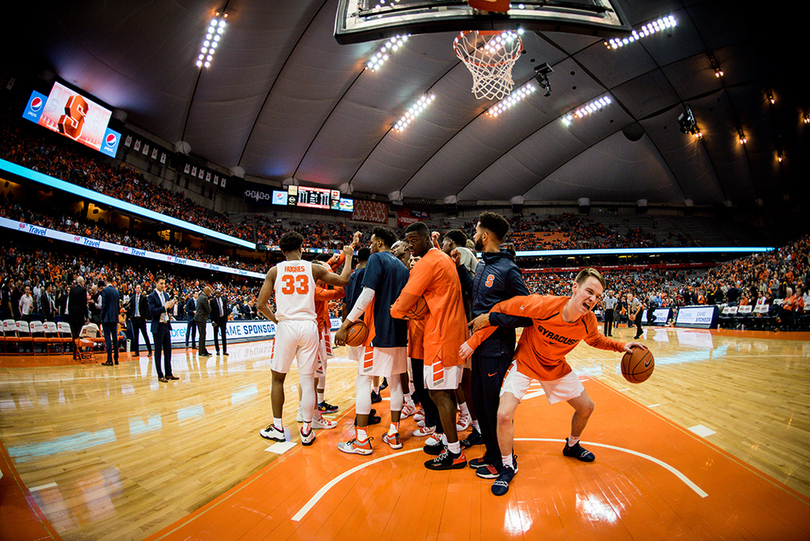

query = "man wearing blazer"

[
  {"left": 39, "top": 282, "right": 56, "bottom": 322},
  {"left": 99, "top": 279, "right": 120, "bottom": 366},
  {"left": 67, "top": 276, "right": 89, "bottom": 360},
  {"left": 127, "top": 284, "right": 153, "bottom": 356},
  {"left": 210, "top": 288, "right": 229, "bottom": 355},
  {"left": 195, "top": 286, "right": 212, "bottom": 356},
  {"left": 148, "top": 275, "right": 178, "bottom": 382},
  {"left": 185, "top": 291, "right": 198, "bottom": 349}
]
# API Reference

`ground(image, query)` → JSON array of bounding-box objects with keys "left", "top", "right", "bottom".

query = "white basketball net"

[{"left": 454, "top": 30, "right": 523, "bottom": 100}]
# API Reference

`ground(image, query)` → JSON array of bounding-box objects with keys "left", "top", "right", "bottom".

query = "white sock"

[
  {"left": 317, "top": 392, "right": 325, "bottom": 403},
  {"left": 459, "top": 402, "right": 469, "bottom": 417},
  {"left": 356, "top": 427, "right": 369, "bottom": 441},
  {"left": 502, "top": 454, "right": 514, "bottom": 468},
  {"left": 273, "top": 417, "right": 283, "bottom": 430},
  {"left": 472, "top": 420, "right": 480, "bottom": 432},
  {"left": 447, "top": 441, "right": 461, "bottom": 454},
  {"left": 388, "top": 422, "right": 399, "bottom": 436},
  {"left": 568, "top": 436, "right": 580, "bottom": 447}
]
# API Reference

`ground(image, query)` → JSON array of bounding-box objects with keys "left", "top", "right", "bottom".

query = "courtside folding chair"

[
  {"left": 30, "top": 321, "right": 49, "bottom": 355},
  {"left": 16, "top": 321, "right": 34, "bottom": 354},
  {"left": 40, "top": 322, "right": 62, "bottom": 354},
  {"left": 76, "top": 323, "right": 103, "bottom": 362},
  {"left": 2, "top": 319, "right": 18, "bottom": 355},
  {"left": 56, "top": 321, "right": 74, "bottom": 355}
]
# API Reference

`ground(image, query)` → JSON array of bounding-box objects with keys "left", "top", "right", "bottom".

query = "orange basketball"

[
  {"left": 621, "top": 347, "right": 654, "bottom": 383},
  {"left": 406, "top": 296, "right": 428, "bottom": 319},
  {"left": 345, "top": 320, "right": 369, "bottom": 347}
]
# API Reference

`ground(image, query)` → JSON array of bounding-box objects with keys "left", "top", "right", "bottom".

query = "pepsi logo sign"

[
  {"left": 105, "top": 132, "right": 118, "bottom": 148},
  {"left": 30, "top": 97, "right": 43, "bottom": 112}
]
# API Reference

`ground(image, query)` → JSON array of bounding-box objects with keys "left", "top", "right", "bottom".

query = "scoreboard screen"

[
  {"left": 290, "top": 186, "right": 339, "bottom": 210},
  {"left": 284, "top": 186, "right": 352, "bottom": 211}
]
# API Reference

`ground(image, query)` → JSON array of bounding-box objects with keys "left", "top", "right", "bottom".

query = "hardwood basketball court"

[{"left": 1, "top": 325, "right": 809, "bottom": 540}]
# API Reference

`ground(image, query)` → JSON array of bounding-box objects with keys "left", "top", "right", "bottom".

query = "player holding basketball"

[
  {"left": 257, "top": 232, "right": 353, "bottom": 446},
  {"left": 461, "top": 268, "right": 646, "bottom": 494},
  {"left": 335, "top": 226, "right": 410, "bottom": 454},
  {"left": 391, "top": 222, "right": 469, "bottom": 470}
]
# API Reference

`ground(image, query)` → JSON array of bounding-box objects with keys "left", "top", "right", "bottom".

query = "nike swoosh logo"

[
  {"left": 488, "top": 372, "right": 497, "bottom": 377},
  {"left": 644, "top": 359, "right": 652, "bottom": 368}
]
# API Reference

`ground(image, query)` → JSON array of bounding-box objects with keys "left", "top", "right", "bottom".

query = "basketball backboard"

[{"left": 334, "top": 0, "right": 632, "bottom": 44}]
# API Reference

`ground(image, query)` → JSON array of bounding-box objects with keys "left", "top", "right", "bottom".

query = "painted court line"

[
  {"left": 290, "top": 439, "right": 708, "bottom": 522},
  {"left": 291, "top": 449, "right": 423, "bottom": 521},
  {"left": 28, "top": 482, "right": 57, "bottom": 491},
  {"left": 516, "top": 438, "right": 708, "bottom": 498},
  {"left": 689, "top": 425, "right": 716, "bottom": 437}
]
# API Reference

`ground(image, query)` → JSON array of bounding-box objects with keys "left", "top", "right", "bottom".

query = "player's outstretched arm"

[
  {"left": 315, "top": 246, "right": 354, "bottom": 287},
  {"left": 257, "top": 267, "right": 278, "bottom": 323}
]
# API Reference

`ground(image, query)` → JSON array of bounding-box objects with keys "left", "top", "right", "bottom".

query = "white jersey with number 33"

[{"left": 274, "top": 260, "right": 317, "bottom": 321}]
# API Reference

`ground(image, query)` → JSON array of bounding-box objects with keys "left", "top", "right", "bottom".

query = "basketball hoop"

[{"left": 454, "top": 30, "right": 523, "bottom": 101}]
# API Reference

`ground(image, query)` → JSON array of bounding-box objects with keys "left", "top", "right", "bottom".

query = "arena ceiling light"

[
  {"left": 366, "top": 34, "right": 409, "bottom": 72},
  {"left": 196, "top": 12, "right": 227, "bottom": 69},
  {"left": 487, "top": 83, "right": 537, "bottom": 117},
  {"left": 561, "top": 95, "right": 613, "bottom": 127},
  {"left": 605, "top": 15, "right": 677, "bottom": 50},
  {"left": 393, "top": 93, "right": 435, "bottom": 132}
]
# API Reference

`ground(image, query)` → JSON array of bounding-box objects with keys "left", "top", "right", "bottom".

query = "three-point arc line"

[{"left": 290, "top": 438, "right": 708, "bottom": 522}]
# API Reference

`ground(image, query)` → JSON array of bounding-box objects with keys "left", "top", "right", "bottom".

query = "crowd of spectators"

[
  {"left": 1, "top": 124, "right": 249, "bottom": 240},
  {"left": 0, "top": 238, "right": 266, "bottom": 325}
]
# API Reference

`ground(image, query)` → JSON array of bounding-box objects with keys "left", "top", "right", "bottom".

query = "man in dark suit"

[
  {"left": 127, "top": 284, "right": 152, "bottom": 356},
  {"left": 99, "top": 279, "right": 120, "bottom": 366},
  {"left": 39, "top": 282, "right": 56, "bottom": 322},
  {"left": 195, "top": 286, "right": 212, "bottom": 356},
  {"left": 185, "top": 291, "right": 198, "bottom": 349},
  {"left": 67, "top": 276, "right": 88, "bottom": 360},
  {"left": 148, "top": 275, "right": 178, "bottom": 382},
  {"left": 210, "top": 288, "right": 229, "bottom": 355}
]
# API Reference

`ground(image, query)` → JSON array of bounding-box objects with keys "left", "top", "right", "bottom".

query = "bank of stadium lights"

[
  {"left": 394, "top": 94, "right": 436, "bottom": 132},
  {"left": 487, "top": 83, "right": 537, "bottom": 117},
  {"left": 561, "top": 95, "right": 612, "bottom": 127},
  {"left": 366, "top": 34, "right": 409, "bottom": 72},
  {"left": 197, "top": 13, "right": 227, "bottom": 68},
  {"left": 605, "top": 15, "right": 676, "bottom": 49}
]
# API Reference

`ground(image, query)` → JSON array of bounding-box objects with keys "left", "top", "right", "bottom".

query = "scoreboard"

[{"left": 284, "top": 186, "right": 353, "bottom": 212}]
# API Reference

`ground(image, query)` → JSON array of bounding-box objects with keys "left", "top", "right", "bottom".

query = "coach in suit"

[
  {"left": 127, "top": 284, "right": 153, "bottom": 356},
  {"left": 148, "top": 275, "right": 178, "bottom": 382},
  {"left": 195, "top": 286, "right": 212, "bottom": 356},
  {"left": 99, "top": 279, "right": 120, "bottom": 366},
  {"left": 210, "top": 288, "right": 229, "bottom": 355},
  {"left": 67, "top": 276, "right": 89, "bottom": 360},
  {"left": 39, "top": 283, "right": 56, "bottom": 322},
  {"left": 185, "top": 291, "right": 198, "bottom": 349}
]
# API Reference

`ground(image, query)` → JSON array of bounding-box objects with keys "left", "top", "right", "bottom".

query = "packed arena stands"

[{"left": 1, "top": 117, "right": 808, "bottom": 335}]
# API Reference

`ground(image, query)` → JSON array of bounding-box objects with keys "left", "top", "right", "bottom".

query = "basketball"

[
  {"left": 621, "top": 347, "right": 654, "bottom": 384},
  {"left": 406, "top": 296, "right": 428, "bottom": 319},
  {"left": 345, "top": 320, "right": 369, "bottom": 347}
]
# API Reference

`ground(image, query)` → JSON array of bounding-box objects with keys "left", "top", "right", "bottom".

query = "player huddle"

[{"left": 258, "top": 212, "right": 645, "bottom": 496}]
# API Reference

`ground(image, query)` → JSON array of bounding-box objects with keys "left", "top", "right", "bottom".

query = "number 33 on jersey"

[{"left": 274, "top": 260, "right": 317, "bottom": 320}]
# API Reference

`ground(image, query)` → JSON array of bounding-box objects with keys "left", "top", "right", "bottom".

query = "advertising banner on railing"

[{"left": 137, "top": 318, "right": 343, "bottom": 350}]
